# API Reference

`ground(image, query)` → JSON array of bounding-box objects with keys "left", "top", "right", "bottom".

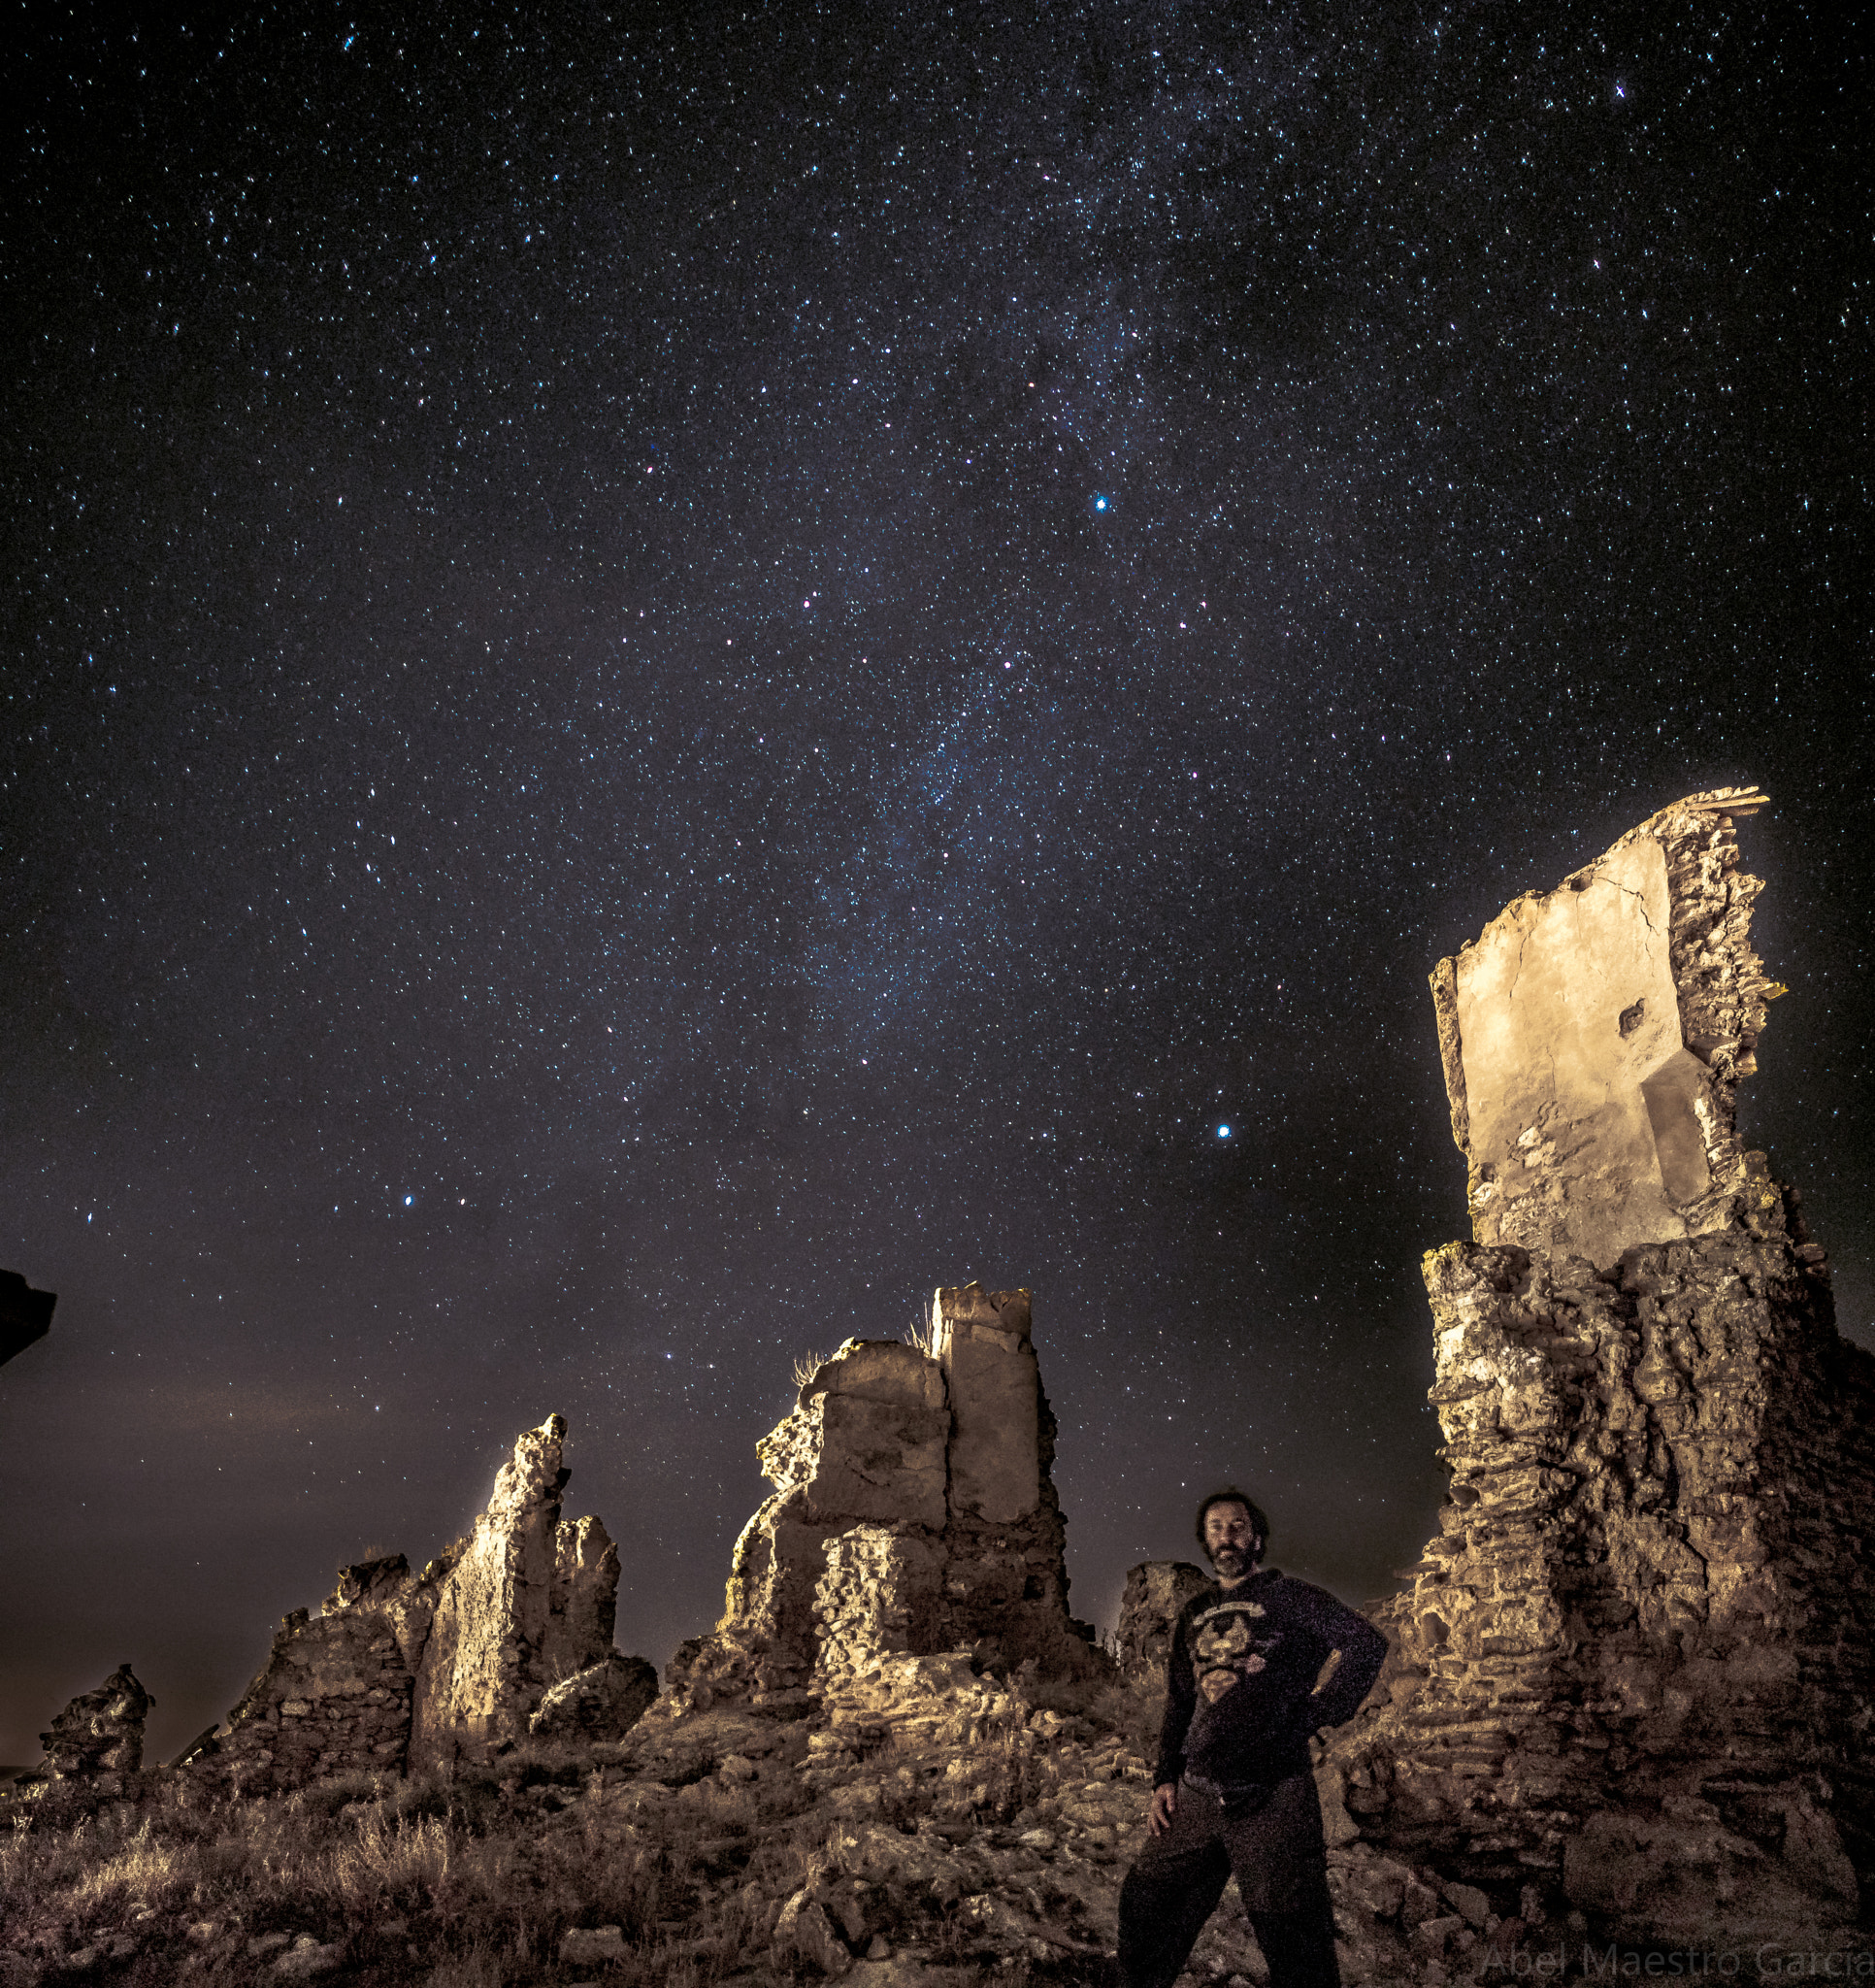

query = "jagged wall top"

[{"left": 1431, "top": 787, "right": 1777, "bottom": 1269}]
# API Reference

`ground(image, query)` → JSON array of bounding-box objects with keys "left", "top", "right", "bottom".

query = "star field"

[{"left": 3, "top": 3, "right": 1868, "bottom": 1763}]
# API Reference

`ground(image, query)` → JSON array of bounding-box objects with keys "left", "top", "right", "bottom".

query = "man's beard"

[{"left": 1209, "top": 1545, "right": 1250, "bottom": 1577}]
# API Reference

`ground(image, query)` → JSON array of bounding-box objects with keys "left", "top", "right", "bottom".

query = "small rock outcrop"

[
  {"left": 671, "top": 1284, "right": 1100, "bottom": 1705},
  {"left": 36, "top": 1664, "right": 151, "bottom": 1800},
  {"left": 1113, "top": 1561, "right": 1209, "bottom": 1673},
  {"left": 181, "top": 1415, "right": 649, "bottom": 1791},
  {"left": 1323, "top": 789, "right": 1875, "bottom": 1973}
]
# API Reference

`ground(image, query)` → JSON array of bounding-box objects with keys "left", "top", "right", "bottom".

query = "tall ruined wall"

[
  {"left": 1324, "top": 789, "right": 1875, "bottom": 1965},
  {"left": 411, "top": 1414, "right": 570, "bottom": 1771},
  {"left": 177, "top": 1416, "right": 641, "bottom": 1793},
  {"left": 931, "top": 1285, "right": 1078, "bottom": 1658},
  {"left": 1430, "top": 787, "right": 1777, "bottom": 1268},
  {"left": 671, "top": 1283, "right": 1095, "bottom": 1706}
]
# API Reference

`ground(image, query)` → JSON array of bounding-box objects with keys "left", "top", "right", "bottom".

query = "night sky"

[{"left": 4, "top": 4, "right": 1868, "bottom": 1769}]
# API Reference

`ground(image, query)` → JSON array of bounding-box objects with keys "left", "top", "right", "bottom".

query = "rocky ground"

[{"left": 0, "top": 1650, "right": 1521, "bottom": 1988}]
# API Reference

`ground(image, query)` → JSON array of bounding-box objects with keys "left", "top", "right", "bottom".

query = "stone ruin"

[
  {"left": 109, "top": 1412, "right": 656, "bottom": 1797},
  {"left": 27, "top": 1279, "right": 1102, "bottom": 1806},
  {"left": 1310, "top": 788, "right": 1875, "bottom": 1967},
  {"left": 1429, "top": 786, "right": 1785, "bottom": 1268},
  {"left": 32, "top": 1664, "right": 151, "bottom": 1803},
  {"left": 1112, "top": 1561, "right": 1209, "bottom": 1674},
  {"left": 670, "top": 1282, "right": 1101, "bottom": 1706}
]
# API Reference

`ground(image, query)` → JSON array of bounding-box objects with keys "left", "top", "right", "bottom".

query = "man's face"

[{"left": 1203, "top": 1501, "right": 1259, "bottom": 1582}]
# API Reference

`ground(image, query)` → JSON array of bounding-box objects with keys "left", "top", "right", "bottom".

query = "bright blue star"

[
  {"left": 1094, "top": 494, "right": 1108, "bottom": 512},
  {"left": 1217, "top": 1124, "right": 1232, "bottom": 1140}
]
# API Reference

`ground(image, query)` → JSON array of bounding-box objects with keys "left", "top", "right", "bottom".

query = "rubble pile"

[{"left": 568, "top": 1672, "right": 1155, "bottom": 1981}]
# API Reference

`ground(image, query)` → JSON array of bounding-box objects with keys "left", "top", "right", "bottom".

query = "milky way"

[{"left": 4, "top": 4, "right": 1867, "bottom": 1762}]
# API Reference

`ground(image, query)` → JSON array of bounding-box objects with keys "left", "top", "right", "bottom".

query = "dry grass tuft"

[
  {"left": 789, "top": 1347, "right": 839, "bottom": 1392},
  {"left": 2, "top": 1672, "right": 1155, "bottom": 1984}
]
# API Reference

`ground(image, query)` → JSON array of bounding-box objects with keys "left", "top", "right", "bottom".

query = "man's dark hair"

[{"left": 1195, "top": 1488, "right": 1270, "bottom": 1560}]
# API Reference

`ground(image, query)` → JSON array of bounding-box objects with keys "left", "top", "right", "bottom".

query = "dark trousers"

[{"left": 1117, "top": 1774, "right": 1340, "bottom": 1988}]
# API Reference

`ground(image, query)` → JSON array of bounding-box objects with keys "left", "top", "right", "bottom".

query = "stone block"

[
  {"left": 801, "top": 1338, "right": 946, "bottom": 1411},
  {"left": 930, "top": 1283, "right": 1039, "bottom": 1522},
  {"left": 814, "top": 1525, "right": 945, "bottom": 1680},
  {"left": 803, "top": 1395, "right": 949, "bottom": 1529},
  {"left": 559, "top": 1926, "right": 627, "bottom": 1966},
  {"left": 759, "top": 1341, "right": 950, "bottom": 1529},
  {"left": 778, "top": 1890, "right": 853, "bottom": 1976},
  {"left": 529, "top": 1652, "right": 658, "bottom": 1740}
]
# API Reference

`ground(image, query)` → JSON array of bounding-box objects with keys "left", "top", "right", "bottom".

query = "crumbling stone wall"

[
  {"left": 36, "top": 1664, "right": 151, "bottom": 1800},
  {"left": 1323, "top": 789, "right": 1875, "bottom": 1968},
  {"left": 542, "top": 1514, "right": 621, "bottom": 1684},
  {"left": 179, "top": 1415, "right": 645, "bottom": 1792},
  {"left": 813, "top": 1526, "right": 945, "bottom": 1685},
  {"left": 188, "top": 1583, "right": 421, "bottom": 1796},
  {"left": 1431, "top": 786, "right": 1775, "bottom": 1268},
  {"left": 411, "top": 1415, "right": 571, "bottom": 1770},
  {"left": 672, "top": 1284, "right": 1098, "bottom": 1705}
]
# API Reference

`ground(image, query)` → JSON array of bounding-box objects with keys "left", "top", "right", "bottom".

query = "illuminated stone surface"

[
  {"left": 670, "top": 1287, "right": 1096, "bottom": 1704},
  {"left": 174, "top": 1418, "right": 651, "bottom": 1790},
  {"left": 1432, "top": 786, "right": 1777, "bottom": 1269},
  {"left": 1323, "top": 791, "right": 1875, "bottom": 1972}
]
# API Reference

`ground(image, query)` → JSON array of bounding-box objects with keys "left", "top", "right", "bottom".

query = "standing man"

[{"left": 1116, "top": 1489, "right": 1387, "bottom": 1988}]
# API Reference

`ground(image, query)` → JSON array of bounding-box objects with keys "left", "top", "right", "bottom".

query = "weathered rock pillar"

[
  {"left": 176, "top": 1414, "right": 651, "bottom": 1792},
  {"left": 932, "top": 1283, "right": 1079, "bottom": 1667}
]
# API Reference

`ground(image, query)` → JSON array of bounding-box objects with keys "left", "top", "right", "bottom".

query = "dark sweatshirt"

[{"left": 1154, "top": 1567, "right": 1387, "bottom": 1801}]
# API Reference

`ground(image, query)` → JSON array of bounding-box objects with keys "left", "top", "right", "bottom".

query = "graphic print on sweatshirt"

[{"left": 1190, "top": 1597, "right": 1285, "bottom": 1704}]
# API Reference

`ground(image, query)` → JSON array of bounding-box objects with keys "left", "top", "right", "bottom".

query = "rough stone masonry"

[
  {"left": 166, "top": 1413, "right": 654, "bottom": 1794},
  {"left": 1320, "top": 787, "right": 1875, "bottom": 1967},
  {"left": 670, "top": 1282, "right": 1100, "bottom": 1706}
]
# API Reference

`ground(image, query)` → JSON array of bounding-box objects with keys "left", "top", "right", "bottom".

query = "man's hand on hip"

[{"left": 1147, "top": 1783, "right": 1176, "bottom": 1836}]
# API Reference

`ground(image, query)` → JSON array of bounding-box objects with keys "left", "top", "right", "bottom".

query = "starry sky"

[{"left": 4, "top": 3, "right": 1868, "bottom": 1767}]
